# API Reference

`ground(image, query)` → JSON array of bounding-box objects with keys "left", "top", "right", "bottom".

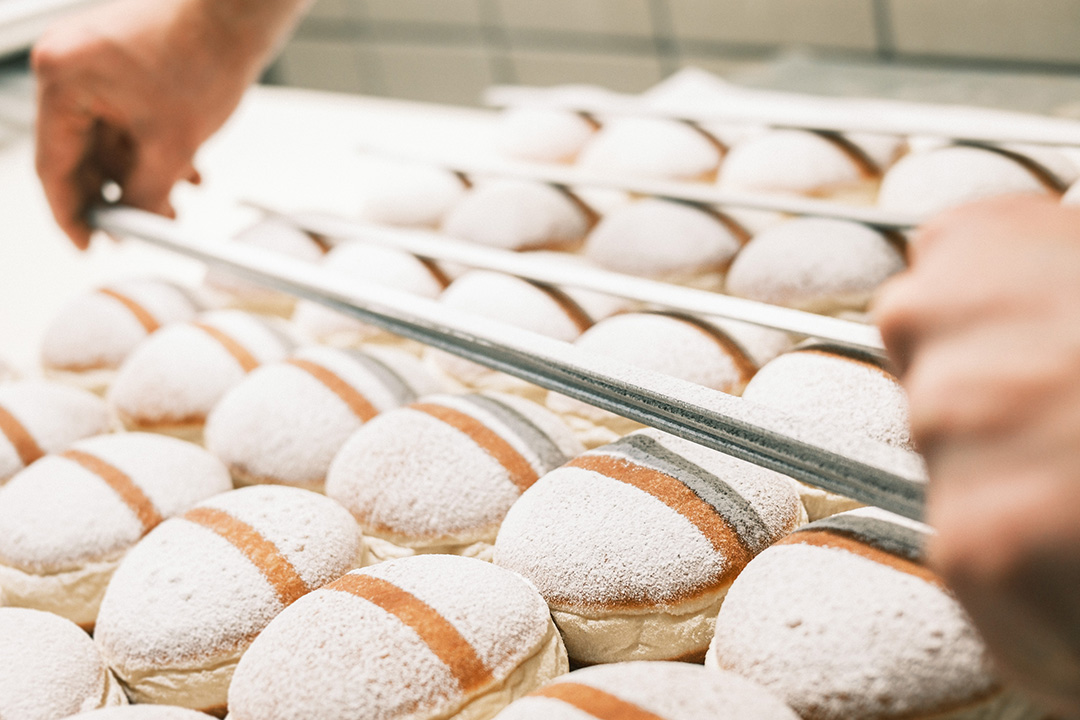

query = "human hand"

[
  {"left": 875, "top": 194, "right": 1080, "bottom": 717},
  {"left": 33, "top": 0, "right": 306, "bottom": 248}
]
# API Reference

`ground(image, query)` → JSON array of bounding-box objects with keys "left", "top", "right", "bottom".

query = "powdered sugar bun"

[
  {"left": 41, "top": 279, "right": 201, "bottom": 394},
  {"left": 494, "top": 429, "right": 805, "bottom": 665},
  {"left": 708, "top": 317, "right": 795, "bottom": 368},
  {"left": 0, "top": 381, "right": 110, "bottom": 484},
  {"left": 326, "top": 392, "right": 582, "bottom": 563},
  {"left": 497, "top": 107, "right": 598, "bottom": 164},
  {"left": 0, "top": 433, "right": 231, "bottom": 629},
  {"left": 742, "top": 345, "right": 911, "bottom": 520},
  {"left": 878, "top": 145, "right": 1057, "bottom": 217},
  {"left": 577, "top": 118, "right": 723, "bottom": 182},
  {"left": 95, "top": 485, "right": 362, "bottom": 715},
  {"left": 203, "top": 218, "right": 327, "bottom": 316},
  {"left": 291, "top": 241, "right": 448, "bottom": 348},
  {"left": 426, "top": 271, "right": 593, "bottom": 397},
  {"left": 725, "top": 217, "right": 905, "bottom": 314},
  {"left": 546, "top": 314, "right": 758, "bottom": 447},
  {"left": 228, "top": 555, "right": 568, "bottom": 720},
  {"left": 75, "top": 708, "right": 214, "bottom": 719},
  {"left": 518, "top": 251, "right": 634, "bottom": 322},
  {"left": 442, "top": 179, "right": 593, "bottom": 252},
  {"left": 360, "top": 163, "right": 469, "bottom": 227},
  {"left": 205, "top": 345, "right": 445, "bottom": 492},
  {"left": 717, "top": 129, "right": 877, "bottom": 201},
  {"left": 493, "top": 661, "right": 798, "bottom": 720},
  {"left": 107, "top": 310, "right": 298, "bottom": 442},
  {"left": 0, "top": 608, "right": 126, "bottom": 719},
  {"left": 583, "top": 199, "right": 744, "bottom": 288},
  {"left": 707, "top": 508, "right": 1041, "bottom": 719}
]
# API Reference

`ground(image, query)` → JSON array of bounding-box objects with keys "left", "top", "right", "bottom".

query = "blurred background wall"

[{"left": 272, "top": 0, "right": 1080, "bottom": 113}]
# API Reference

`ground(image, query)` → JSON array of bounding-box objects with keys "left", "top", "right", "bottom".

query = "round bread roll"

[
  {"left": 203, "top": 218, "right": 327, "bottom": 316},
  {"left": 583, "top": 199, "right": 744, "bottom": 288},
  {"left": 40, "top": 279, "right": 201, "bottom": 393},
  {"left": 742, "top": 345, "right": 911, "bottom": 520},
  {"left": 493, "top": 661, "right": 799, "bottom": 720},
  {"left": 878, "top": 145, "right": 1058, "bottom": 217},
  {"left": 0, "top": 381, "right": 110, "bottom": 484},
  {"left": 95, "top": 485, "right": 362, "bottom": 715},
  {"left": 708, "top": 507, "right": 1042, "bottom": 719},
  {"left": 494, "top": 428, "right": 806, "bottom": 665},
  {"left": 442, "top": 179, "right": 593, "bottom": 251},
  {"left": 577, "top": 118, "right": 722, "bottom": 181},
  {"left": 725, "top": 217, "right": 905, "bottom": 314},
  {"left": 205, "top": 345, "right": 445, "bottom": 492},
  {"left": 0, "top": 608, "right": 126, "bottom": 719},
  {"left": 717, "top": 129, "right": 877, "bottom": 200},
  {"left": 518, "top": 251, "right": 633, "bottom": 322},
  {"left": 546, "top": 313, "right": 758, "bottom": 447},
  {"left": 291, "top": 241, "right": 449, "bottom": 347},
  {"left": 360, "top": 163, "right": 469, "bottom": 227},
  {"left": 497, "top": 107, "right": 598, "bottom": 164},
  {"left": 107, "top": 310, "right": 297, "bottom": 442},
  {"left": 326, "top": 392, "right": 582, "bottom": 563},
  {"left": 0, "top": 433, "right": 231, "bottom": 629},
  {"left": 228, "top": 555, "right": 568, "bottom": 720},
  {"left": 426, "top": 271, "right": 593, "bottom": 396},
  {"left": 74, "top": 708, "right": 215, "bottom": 719}
]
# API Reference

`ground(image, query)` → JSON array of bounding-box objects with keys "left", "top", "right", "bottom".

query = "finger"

[
  {"left": 116, "top": 142, "right": 190, "bottom": 217},
  {"left": 34, "top": 80, "right": 96, "bottom": 249}
]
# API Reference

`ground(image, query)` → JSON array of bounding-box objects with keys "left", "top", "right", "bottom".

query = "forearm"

[{"left": 191, "top": 0, "right": 314, "bottom": 81}]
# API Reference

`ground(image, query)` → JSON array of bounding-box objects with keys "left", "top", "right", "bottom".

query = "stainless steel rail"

[{"left": 93, "top": 204, "right": 927, "bottom": 521}]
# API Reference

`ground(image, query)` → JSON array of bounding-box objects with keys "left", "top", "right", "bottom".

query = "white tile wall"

[
  {"left": 496, "top": 0, "right": 655, "bottom": 37},
  {"left": 667, "top": 0, "right": 877, "bottom": 51},
  {"left": 510, "top": 49, "right": 664, "bottom": 92},
  {"left": 375, "top": 44, "right": 494, "bottom": 105}
]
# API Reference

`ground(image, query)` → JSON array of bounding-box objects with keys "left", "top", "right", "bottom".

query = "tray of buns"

[{"left": 4, "top": 68, "right": 1076, "bottom": 718}]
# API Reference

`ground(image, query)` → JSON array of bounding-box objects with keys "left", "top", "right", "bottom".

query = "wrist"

[{"left": 188, "top": 0, "right": 311, "bottom": 79}]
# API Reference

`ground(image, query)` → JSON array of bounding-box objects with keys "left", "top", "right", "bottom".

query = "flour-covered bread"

[
  {"left": 0, "top": 381, "right": 109, "bottom": 484},
  {"left": 578, "top": 118, "right": 723, "bottom": 181},
  {"left": 205, "top": 345, "right": 445, "bottom": 492},
  {"left": 718, "top": 129, "right": 877, "bottom": 200},
  {"left": 442, "top": 179, "right": 593, "bottom": 251},
  {"left": 708, "top": 508, "right": 1042, "bottom": 720},
  {"left": 360, "top": 164, "right": 469, "bottom": 227},
  {"left": 291, "top": 241, "right": 449, "bottom": 347},
  {"left": 725, "top": 218, "right": 905, "bottom": 314},
  {"left": 0, "top": 608, "right": 126, "bottom": 720},
  {"left": 583, "top": 199, "right": 744, "bottom": 288},
  {"left": 497, "top": 107, "right": 598, "bottom": 163},
  {"left": 228, "top": 555, "right": 568, "bottom": 720},
  {"left": 742, "top": 345, "right": 911, "bottom": 520},
  {"left": 107, "top": 310, "right": 297, "bottom": 442},
  {"left": 493, "top": 661, "right": 798, "bottom": 720},
  {"left": 203, "top": 218, "right": 327, "bottom": 316},
  {"left": 494, "top": 429, "right": 805, "bottom": 665},
  {"left": 546, "top": 313, "right": 758, "bottom": 447},
  {"left": 878, "top": 145, "right": 1059, "bottom": 217},
  {"left": 0, "top": 433, "right": 231, "bottom": 629},
  {"left": 326, "top": 392, "right": 582, "bottom": 564},
  {"left": 94, "top": 485, "right": 361, "bottom": 715},
  {"left": 426, "top": 271, "right": 592, "bottom": 396},
  {"left": 74, "top": 708, "right": 215, "bottom": 719},
  {"left": 41, "top": 279, "right": 200, "bottom": 393}
]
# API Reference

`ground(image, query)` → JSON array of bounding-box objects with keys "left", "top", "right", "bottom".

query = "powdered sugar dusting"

[
  {"left": 360, "top": 164, "right": 468, "bottom": 228},
  {"left": 205, "top": 346, "right": 444, "bottom": 490},
  {"left": 494, "top": 429, "right": 803, "bottom": 608},
  {"left": 0, "top": 607, "right": 119, "bottom": 720},
  {"left": 879, "top": 145, "right": 1053, "bottom": 216},
  {"left": 229, "top": 556, "right": 552, "bottom": 720},
  {"left": 76, "top": 708, "right": 215, "bottom": 719},
  {"left": 584, "top": 199, "right": 741, "bottom": 280},
  {"left": 0, "top": 381, "right": 109, "bottom": 482},
  {"left": 497, "top": 108, "right": 597, "bottom": 163},
  {"left": 326, "top": 393, "right": 581, "bottom": 543},
  {"left": 709, "top": 533, "right": 1002, "bottom": 718},
  {"left": 497, "top": 662, "right": 799, "bottom": 720},
  {"left": 205, "top": 218, "right": 326, "bottom": 300},
  {"left": 95, "top": 485, "right": 360, "bottom": 671},
  {"left": 743, "top": 349, "right": 911, "bottom": 449},
  {"left": 108, "top": 311, "right": 296, "bottom": 427},
  {"left": 442, "top": 179, "right": 590, "bottom": 251},
  {"left": 41, "top": 278, "right": 199, "bottom": 372},
  {"left": 718, "top": 130, "right": 868, "bottom": 196},
  {"left": 725, "top": 218, "right": 905, "bottom": 313},
  {"left": 578, "top": 118, "right": 721, "bottom": 181},
  {"left": 0, "top": 433, "right": 231, "bottom": 574}
]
